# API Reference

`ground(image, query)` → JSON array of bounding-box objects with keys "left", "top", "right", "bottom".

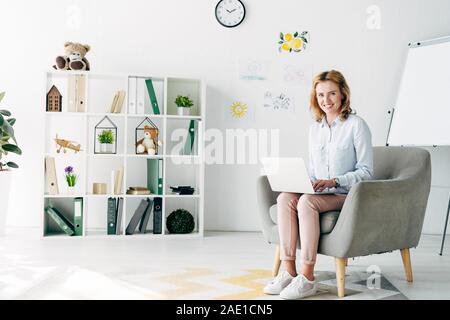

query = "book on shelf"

[
  {"left": 73, "top": 197, "right": 83, "bottom": 236},
  {"left": 109, "top": 90, "right": 126, "bottom": 113},
  {"left": 107, "top": 197, "right": 117, "bottom": 235},
  {"left": 153, "top": 197, "right": 162, "bottom": 234},
  {"left": 68, "top": 75, "right": 77, "bottom": 112},
  {"left": 126, "top": 198, "right": 150, "bottom": 235},
  {"left": 138, "top": 198, "right": 154, "bottom": 233},
  {"left": 126, "top": 186, "right": 151, "bottom": 195},
  {"left": 183, "top": 120, "right": 197, "bottom": 155},
  {"left": 116, "top": 197, "right": 124, "bottom": 235},
  {"left": 147, "top": 159, "right": 163, "bottom": 195},
  {"left": 45, "top": 156, "right": 59, "bottom": 195},
  {"left": 112, "top": 166, "right": 124, "bottom": 195},
  {"left": 145, "top": 79, "right": 160, "bottom": 115},
  {"left": 128, "top": 77, "right": 137, "bottom": 114},
  {"left": 68, "top": 75, "right": 86, "bottom": 112},
  {"left": 76, "top": 75, "right": 86, "bottom": 112},
  {"left": 137, "top": 78, "right": 145, "bottom": 114},
  {"left": 45, "top": 206, "right": 74, "bottom": 236}
]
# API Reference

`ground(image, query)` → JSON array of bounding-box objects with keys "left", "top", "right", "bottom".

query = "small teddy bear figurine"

[
  {"left": 53, "top": 42, "right": 91, "bottom": 71},
  {"left": 136, "top": 126, "right": 162, "bottom": 155}
]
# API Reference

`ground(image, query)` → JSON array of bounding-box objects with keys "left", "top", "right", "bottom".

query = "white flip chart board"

[{"left": 387, "top": 36, "right": 450, "bottom": 146}]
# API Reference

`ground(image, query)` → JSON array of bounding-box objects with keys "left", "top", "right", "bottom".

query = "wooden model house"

[{"left": 46, "top": 85, "right": 62, "bottom": 112}]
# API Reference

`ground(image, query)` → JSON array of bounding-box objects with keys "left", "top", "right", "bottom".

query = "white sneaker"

[
  {"left": 280, "top": 274, "right": 318, "bottom": 299},
  {"left": 263, "top": 271, "right": 294, "bottom": 295}
]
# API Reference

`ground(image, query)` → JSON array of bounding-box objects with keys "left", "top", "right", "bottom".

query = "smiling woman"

[{"left": 263, "top": 70, "right": 374, "bottom": 300}]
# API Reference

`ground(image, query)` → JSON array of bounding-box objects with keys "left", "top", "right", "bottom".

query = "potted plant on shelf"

[
  {"left": 97, "top": 129, "right": 114, "bottom": 153},
  {"left": 64, "top": 166, "right": 77, "bottom": 194},
  {"left": 0, "top": 91, "right": 22, "bottom": 235},
  {"left": 175, "top": 95, "right": 193, "bottom": 116}
]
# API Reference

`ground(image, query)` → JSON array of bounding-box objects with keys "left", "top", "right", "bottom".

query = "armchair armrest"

[
  {"left": 256, "top": 175, "right": 280, "bottom": 241},
  {"left": 320, "top": 177, "right": 430, "bottom": 258}
]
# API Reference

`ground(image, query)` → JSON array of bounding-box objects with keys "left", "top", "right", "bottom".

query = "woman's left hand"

[{"left": 313, "top": 179, "right": 336, "bottom": 192}]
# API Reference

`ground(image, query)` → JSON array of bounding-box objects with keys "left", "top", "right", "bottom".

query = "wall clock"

[{"left": 215, "top": 0, "right": 246, "bottom": 28}]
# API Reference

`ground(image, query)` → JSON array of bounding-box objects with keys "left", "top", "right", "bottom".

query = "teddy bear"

[
  {"left": 53, "top": 42, "right": 91, "bottom": 71},
  {"left": 136, "top": 126, "right": 162, "bottom": 155}
]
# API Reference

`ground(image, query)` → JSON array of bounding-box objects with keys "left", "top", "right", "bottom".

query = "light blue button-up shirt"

[{"left": 308, "top": 114, "right": 374, "bottom": 193}]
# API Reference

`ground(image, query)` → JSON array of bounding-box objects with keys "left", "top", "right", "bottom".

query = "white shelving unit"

[{"left": 42, "top": 70, "right": 205, "bottom": 238}]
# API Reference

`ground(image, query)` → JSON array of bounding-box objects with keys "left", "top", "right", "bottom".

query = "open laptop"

[{"left": 260, "top": 157, "right": 335, "bottom": 194}]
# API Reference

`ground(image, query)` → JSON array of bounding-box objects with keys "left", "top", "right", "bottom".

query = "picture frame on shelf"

[
  {"left": 135, "top": 117, "right": 162, "bottom": 155},
  {"left": 94, "top": 116, "right": 117, "bottom": 154}
]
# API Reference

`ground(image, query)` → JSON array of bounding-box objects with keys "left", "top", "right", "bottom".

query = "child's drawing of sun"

[{"left": 230, "top": 102, "right": 248, "bottom": 118}]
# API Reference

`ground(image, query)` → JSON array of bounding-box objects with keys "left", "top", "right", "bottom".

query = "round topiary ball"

[{"left": 166, "top": 208, "right": 195, "bottom": 234}]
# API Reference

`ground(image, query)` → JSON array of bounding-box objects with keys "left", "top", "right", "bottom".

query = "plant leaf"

[
  {"left": 6, "top": 161, "right": 18, "bottom": 169},
  {"left": 1, "top": 120, "right": 14, "bottom": 138},
  {"left": 2, "top": 144, "right": 21, "bottom": 155},
  {"left": 278, "top": 41, "right": 284, "bottom": 44},
  {"left": 302, "top": 37, "right": 308, "bottom": 43},
  {"left": 7, "top": 118, "right": 15, "bottom": 126},
  {"left": 280, "top": 32, "right": 284, "bottom": 40},
  {"left": 0, "top": 92, "right": 4, "bottom": 103},
  {"left": 0, "top": 110, "right": 11, "bottom": 117},
  {"left": 294, "top": 32, "right": 298, "bottom": 37},
  {"left": 0, "top": 114, "right": 3, "bottom": 126}
]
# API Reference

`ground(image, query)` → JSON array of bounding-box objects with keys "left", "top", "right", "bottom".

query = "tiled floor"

[{"left": 0, "top": 228, "right": 449, "bottom": 299}]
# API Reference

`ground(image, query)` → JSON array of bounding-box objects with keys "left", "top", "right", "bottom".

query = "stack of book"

[{"left": 126, "top": 186, "right": 151, "bottom": 195}]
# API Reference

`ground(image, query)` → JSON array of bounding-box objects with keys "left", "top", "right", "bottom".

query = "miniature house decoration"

[
  {"left": 135, "top": 117, "right": 161, "bottom": 155},
  {"left": 94, "top": 116, "right": 117, "bottom": 154},
  {"left": 46, "top": 85, "right": 62, "bottom": 112}
]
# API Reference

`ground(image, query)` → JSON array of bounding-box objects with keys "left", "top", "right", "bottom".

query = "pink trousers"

[{"left": 277, "top": 192, "right": 347, "bottom": 265}]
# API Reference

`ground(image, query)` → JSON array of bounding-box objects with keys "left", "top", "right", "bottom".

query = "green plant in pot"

[
  {"left": 175, "top": 95, "right": 193, "bottom": 116},
  {"left": 97, "top": 129, "right": 114, "bottom": 153},
  {"left": 0, "top": 91, "right": 22, "bottom": 235}
]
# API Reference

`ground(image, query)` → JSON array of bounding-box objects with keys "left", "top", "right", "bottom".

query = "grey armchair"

[{"left": 257, "top": 146, "right": 431, "bottom": 298}]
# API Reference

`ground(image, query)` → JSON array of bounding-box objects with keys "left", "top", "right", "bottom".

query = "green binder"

[
  {"left": 45, "top": 206, "right": 74, "bottom": 236},
  {"left": 183, "top": 120, "right": 197, "bottom": 155},
  {"left": 107, "top": 197, "right": 117, "bottom": 235},
  {"left": 145, "top": 79, "right": 160, "bottom": 115},
  {"left": 147, "top": 159, "right": 163, "bottom": 195},
  {"left": 73, "top": 197, "right": 83, "bottom": 236}
]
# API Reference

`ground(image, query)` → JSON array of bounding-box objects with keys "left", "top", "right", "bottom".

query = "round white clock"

[{"left": 215, "top": 0, "right": 246, "bottom": 28}]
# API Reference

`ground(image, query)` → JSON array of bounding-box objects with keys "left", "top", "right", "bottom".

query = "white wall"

[{"left": 1, "top": 0, "right": 450, "bottom": 235}]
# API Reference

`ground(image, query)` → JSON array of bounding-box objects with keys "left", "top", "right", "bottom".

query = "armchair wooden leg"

[
  {"left": 400, "top": 248, "right": 413, "bottom": 282},
  {"left": 272, "top": 245, "right": 281, "bottom": 277},
  {"left": 335, "top": 258, "right": 346, "bottom": 298}
]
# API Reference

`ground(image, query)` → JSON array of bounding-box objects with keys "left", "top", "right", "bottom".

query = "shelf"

[
  {"left": 165, "top": 194, "right": 200, "bottom": 198},
  {"left": 45, "top": 111, "right": 86, "bottom": 116},
  {"left": 166, "top": 115, "right": 202, "bottom": 120},
  {"left": 44, "top": 194, "right": 85, "bottom": 198},
  {"left": 126, "top": 154, "right": 164, "bottom": 159},
  {"left": 43, "top": 71, "right": 205, "bottom": 239},
  {"left": 87, "top": 154, "right": 125, "bottom": 158},
  {"left": 88, "top": 113, "right": 125, "bottom": 118},
  {"left": 126, "top": 114, "right": 165, "bottom": 119},
  {"left": 125, "top": 194, "right": 162, "bottom": 198}
]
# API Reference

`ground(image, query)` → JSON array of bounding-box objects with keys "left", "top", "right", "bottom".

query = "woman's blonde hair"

[{"left": 309, "top": 70, "right": 353, "bottom": 122}]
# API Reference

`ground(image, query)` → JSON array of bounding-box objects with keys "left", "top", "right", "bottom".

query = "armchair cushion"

[{"left": 269, "top": 204, "right": 341, "bottom": 234}]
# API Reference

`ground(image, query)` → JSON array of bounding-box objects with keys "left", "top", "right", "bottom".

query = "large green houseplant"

[{"left": 0, "top": 91, "right": 22, "bottom": 235}]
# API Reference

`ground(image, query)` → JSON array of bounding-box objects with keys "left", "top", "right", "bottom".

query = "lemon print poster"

[{"left": 278, "top": 31, "right": 309, "bottom": 53}]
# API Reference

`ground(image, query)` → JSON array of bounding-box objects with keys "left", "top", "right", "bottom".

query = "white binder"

[{"left": 128, "top": 77, "right": 137, "bottom": 114}]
